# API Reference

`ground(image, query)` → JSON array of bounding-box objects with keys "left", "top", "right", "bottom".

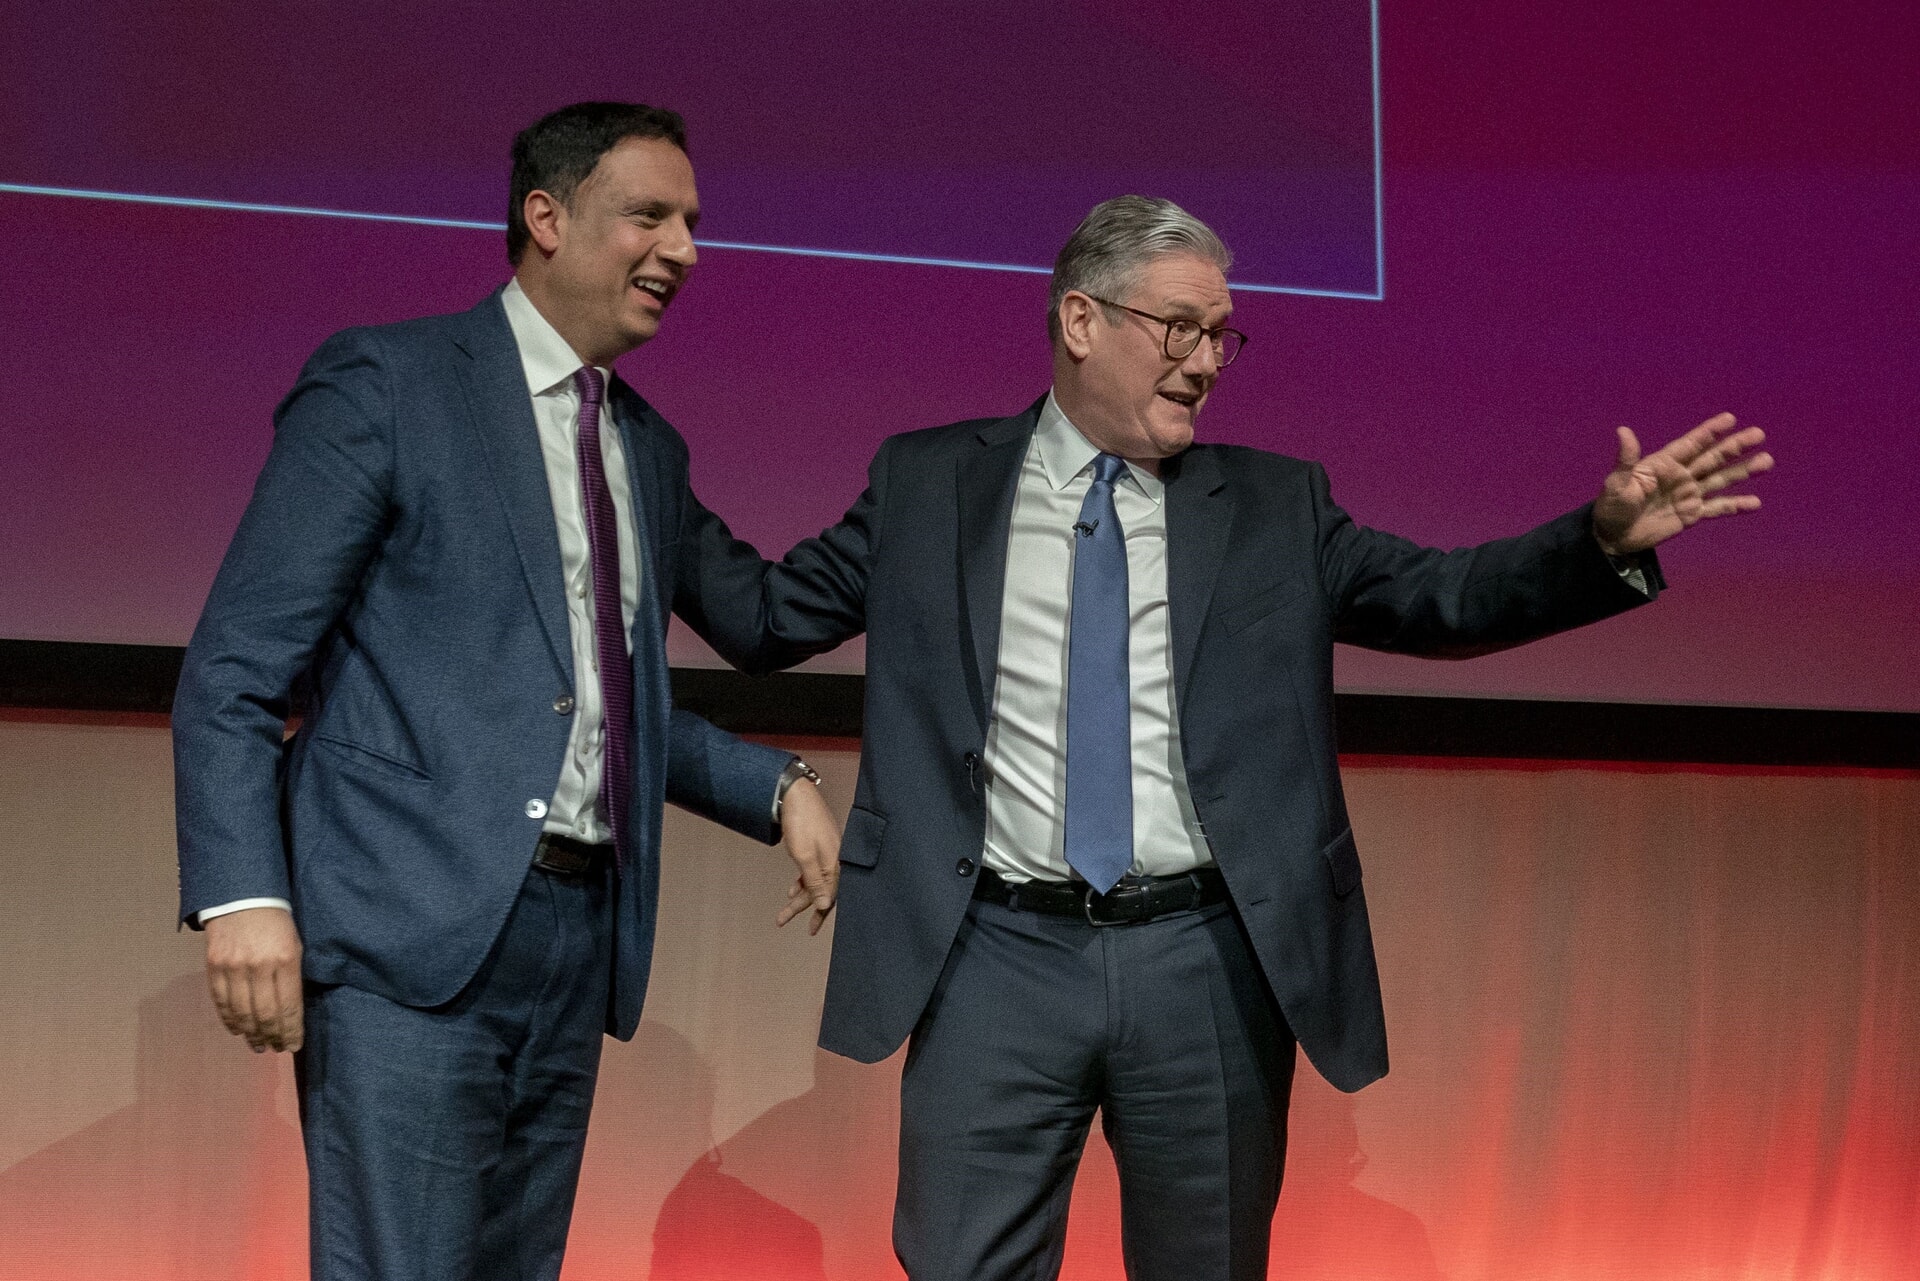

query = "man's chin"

[
  {"left": 619, "top": 314, "right": 663, "bottom": 350},
  {"left": 1148, "top": 417, "right": 1197, "bottom": 457}
]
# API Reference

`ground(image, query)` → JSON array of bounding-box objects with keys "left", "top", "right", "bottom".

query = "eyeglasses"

[{"left": 1083, "top": 295, "right": 1248, "bottom": 367}]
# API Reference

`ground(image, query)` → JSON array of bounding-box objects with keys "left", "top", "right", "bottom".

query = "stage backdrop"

[
  {"left": 2, "top": 713, "right": 1916, "bottom": 1280},
  {"left": 3, "top": 0, "right": 1919, "bottom": 712}
]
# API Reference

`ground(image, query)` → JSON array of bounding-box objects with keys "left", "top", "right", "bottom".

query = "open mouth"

[
  {"left": 633, "top": 278, "right": 673, "bottom": 308},
  {"left": 1157, "top": 389, "right": 1201, "bottom": 410}
]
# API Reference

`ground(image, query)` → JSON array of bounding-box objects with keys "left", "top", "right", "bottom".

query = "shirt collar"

[
  {"left": 501, "top": 277, "right": 606, "bottom": 398},
  {"left": 1035, "top": 390, "right": 1165, "bottom": 507}
]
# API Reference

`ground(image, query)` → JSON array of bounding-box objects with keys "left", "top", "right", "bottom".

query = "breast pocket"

[{"left": 1218, "top": 577, "right": 1307, "bottom": 637}]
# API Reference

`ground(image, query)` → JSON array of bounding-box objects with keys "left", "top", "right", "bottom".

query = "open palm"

[{"left": 1593, "top": 412, "right": 1773, "bottom": 555}]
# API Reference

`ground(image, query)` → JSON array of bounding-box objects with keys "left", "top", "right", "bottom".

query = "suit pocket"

[
  {"left": 311, "top": 733, "right": 431, "bottom": 782},
  {"left": 839, "top": 805, "right": 888, "bottom": 868},
  {"left": 1218, "top": 577, "right": 1307, "bottom": 637},
  {"left": 1321, "top": 827, "right": 1363, "bottom": 897}
]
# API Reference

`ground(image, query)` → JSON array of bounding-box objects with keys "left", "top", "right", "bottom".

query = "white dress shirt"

[
  {"left": 500, "top": 278, "right": 643, "bottom": 846},
  {"left": 980, "top": 393, "right": 1214, "bottom": 884},
  {"left": 195, "top": 280, "right": 640, "bottom": 924}
]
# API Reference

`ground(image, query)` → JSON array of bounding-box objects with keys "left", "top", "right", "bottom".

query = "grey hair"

[{"left": 1047, "top": 195, "right": 1232, "bottom": 344}]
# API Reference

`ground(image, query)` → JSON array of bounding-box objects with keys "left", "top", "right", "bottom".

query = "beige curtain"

[{"left": 2, "top": 717, "right": 1914, "bottom": 1279}]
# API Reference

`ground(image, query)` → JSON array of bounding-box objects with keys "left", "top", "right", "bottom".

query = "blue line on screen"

[
  {"left": 1371, "top": 0, "right": 1386, "bottom": 299},
  {"left": 1, "top": 179, "right": 1384, "bottom": 302},
  {"left": 0, "top": 182, "right": 504, "bottom": 231}
]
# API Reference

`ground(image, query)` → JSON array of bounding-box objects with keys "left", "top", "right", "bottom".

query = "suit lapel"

[
  {"left": 956, "top": 403, "right": 1041, "bottom": 730},
  {"left": 451, "top": 292, "right": 573, "bottom": 679},
  {"left": 608, "top": 384, "right": 673, "bottom": 790},
  {"left": 607, "top": 381, "right": 669, "bottom": 635},
  {"left": 1163, "top": 445, "right": 1232, "bottom": 707}
]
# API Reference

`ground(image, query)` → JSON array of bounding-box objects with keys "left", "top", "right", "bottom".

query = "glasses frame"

[{"left": 1081, "top": 294, "right": 1249, "bottom": 367}]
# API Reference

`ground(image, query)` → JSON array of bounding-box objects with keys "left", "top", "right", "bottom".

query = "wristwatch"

[{"left": 773, "top": 757, "right": 824, "bottom": 827}]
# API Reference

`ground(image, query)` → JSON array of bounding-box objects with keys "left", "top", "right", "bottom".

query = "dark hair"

[{"left": 507, "top": 102, "right": 689, "bottom": 264}]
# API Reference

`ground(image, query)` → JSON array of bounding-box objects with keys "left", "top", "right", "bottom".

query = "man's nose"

[
  {"left": 658, "top": 218, "right": 698, "bottom": 269},
  {"left": 1180, "top": 337, "right": 1220, "bottom": 379}
]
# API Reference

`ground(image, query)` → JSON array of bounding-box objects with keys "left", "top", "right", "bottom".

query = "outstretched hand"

[
  {"left": 775, "top": 776, "right": 841, "bottom": 935},
  {"left": 1592, "top": 412, "right": 1773, "bottom": 556}
]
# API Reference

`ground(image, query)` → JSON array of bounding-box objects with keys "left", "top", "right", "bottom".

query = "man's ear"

[
  {"left": 1059, "top": 292, "right": 1097, "bottom": 361},
  {"left": 522, "top": 189, "right": 566, "bottom": 259}
]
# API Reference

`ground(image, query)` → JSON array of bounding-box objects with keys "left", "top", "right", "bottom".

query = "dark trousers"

[
  {"left": 295, "top": 862, "right": 613, "bottom": 1281},
  {"left": 895, "top": 895, "right": 1296, "bottom": 1281}
]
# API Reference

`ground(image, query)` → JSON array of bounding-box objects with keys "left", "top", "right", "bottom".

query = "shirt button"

[
  {"left": 955, "top": 858, "right": 975, "bottom": 877},
  {"left": 525, "top": 799, "right": 549, "bottom": 819},
  {"left": 553, "top": 693, "right": 575, "bottom": 714}
]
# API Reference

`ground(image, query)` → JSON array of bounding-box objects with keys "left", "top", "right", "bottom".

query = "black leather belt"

[
  {"left": 531, "top": 832, "right": 608, "bottom": 877},
  {"left": 973, "top": 866, "right": 1228, "bottom": 927}
]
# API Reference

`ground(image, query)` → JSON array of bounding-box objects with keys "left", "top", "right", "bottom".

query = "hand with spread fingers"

[
  {"left": 774, "top": 774, "right": 841, "bottom": 934},
  {"left": 1593, "top": 412, "right": 1774, "bottom": 556},
  {"left": 204, "top": 906, "right": 305, "bottom": 1053}
]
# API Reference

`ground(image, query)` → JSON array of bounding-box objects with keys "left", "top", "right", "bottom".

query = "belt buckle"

[
  {"left": 1083, "top": 883, "right": 1144, "bottom": 927},
  {"left": 533, "top": 835, "right": 594, "bottom": 876}
]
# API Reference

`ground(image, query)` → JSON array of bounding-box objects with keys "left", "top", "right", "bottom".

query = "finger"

[
  {"left": 1697, "top": 445, "right": 1766, "bottom": 485},
  {"left": 230, "top": 965, "right": 268, "bottom": 1051},
  {"left": 809, "top": 859, "right": 837, "bottom": 911},
  {"left": 250, "top": 956, "right": 292, "bottom": 1051},
  {"left": 1687, "top": 426, "right": 1766, "bottom": 480},
  {"left": 792, "top": 846, "right": 837, "bottom": 909},
  {"left": 271, "top": 962, "right": 305, "bottom": 1053},
  {"left": 776, "top": 878, "right": 813, "bottom": 927},
  {"left": 207, "top": 962, "right": 243, "bottom": 1037},
  {"left": 1699, "top": 494, "right": 1762, "bottom": 518},
  {"left": 1614, "top": 426, "right": 1641, "bottom": 471},
  {"left": 257, "top": 959, "right": 286, "bottom": 1051},
  {"left": 1699, "top": 451, "right": 1773, "bottom": 494},
  {"left": 1659, "top": 413, "right": 1739, "bottom": 465}
]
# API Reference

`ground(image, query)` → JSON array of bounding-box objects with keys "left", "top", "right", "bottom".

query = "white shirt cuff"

[{"left": 194, "top": 897, "right": 293, "bottom": 927}]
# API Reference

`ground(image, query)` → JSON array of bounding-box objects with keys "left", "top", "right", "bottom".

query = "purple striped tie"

[{"left": 573, "top": 367, "right": 632, "bottom": 868}]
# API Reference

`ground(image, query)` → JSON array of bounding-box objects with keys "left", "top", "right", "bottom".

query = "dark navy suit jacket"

[
  {"left": 681, "top": 399, "right": 1662, "bottom": 1090},
  {"left": 173, "top": 291, "right": 789, "bottom": 1039}
]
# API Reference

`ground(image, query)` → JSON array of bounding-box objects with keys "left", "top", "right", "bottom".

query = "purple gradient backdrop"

[
  {"left": 0, "top": 0, "right": 1376, "bottom": 292},
  {"left": 3, "top": 1, "right": 1918, "bottom": 711}
]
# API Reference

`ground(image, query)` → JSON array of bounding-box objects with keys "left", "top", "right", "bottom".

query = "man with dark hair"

[
  {"left": 173, "top": 101, "right": 841, "bottom": 1280},
  {"left": 506, "top": 101, "right": 688, "bottom": 264},
  {"left": 683, "top": 193, "right": 1772, "bottom": 1278}
]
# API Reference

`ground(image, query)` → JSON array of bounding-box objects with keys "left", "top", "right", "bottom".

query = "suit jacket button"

[
  {"left": 956, "top": 858, "right": 975, "bottom": 877},
  {"left": 553, "top": 693, "right": 575, "bottom": 714},
  {"left": 962, "top": 752, "right": 979, "bottom": 768},
  {"left": 525, "top": 799, "right": 549, "bottom": 819}
]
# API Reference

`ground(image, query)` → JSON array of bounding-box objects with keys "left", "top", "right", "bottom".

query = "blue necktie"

[{"left": 1064, "top": 453, "right": 1133, "bottom": 893}]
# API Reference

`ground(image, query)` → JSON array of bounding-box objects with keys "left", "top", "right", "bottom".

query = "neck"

[
  {"left": 1051, "top": 380, "right": 1167, "bottom": 478},
  {"left": 513, "top": 265, "right": 623, "bottom": 369}
]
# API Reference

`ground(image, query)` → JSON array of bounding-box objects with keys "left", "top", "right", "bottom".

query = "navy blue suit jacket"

[
  {"left": 681, "top": 400, "right": 1662, "bottom": 1090},
  {"left": 173, "top": 290, "right": 789, "bottom": 1039}
]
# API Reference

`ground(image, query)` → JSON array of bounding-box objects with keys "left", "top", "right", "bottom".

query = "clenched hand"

[{"left": 204, "top": 906, "right": 304, "bottom": 1052}]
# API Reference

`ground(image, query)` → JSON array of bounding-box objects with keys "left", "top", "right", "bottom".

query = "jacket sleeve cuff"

[{"left": 188, "top": 897, "right": 294, "bottom": 931}]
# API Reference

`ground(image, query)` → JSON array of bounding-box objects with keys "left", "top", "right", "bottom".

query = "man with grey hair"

[{"left": 689, "top": 194, "right": 1770, "bottom": 1277}]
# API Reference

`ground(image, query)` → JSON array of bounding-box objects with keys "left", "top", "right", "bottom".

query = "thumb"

[{"left": 1614, "top": 425, "right": 1641, "bottom": 472}]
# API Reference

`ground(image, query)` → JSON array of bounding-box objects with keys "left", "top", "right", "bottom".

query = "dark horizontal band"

[{"left": 3, "top": 639, "right": 1914, "bottom": 770}]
